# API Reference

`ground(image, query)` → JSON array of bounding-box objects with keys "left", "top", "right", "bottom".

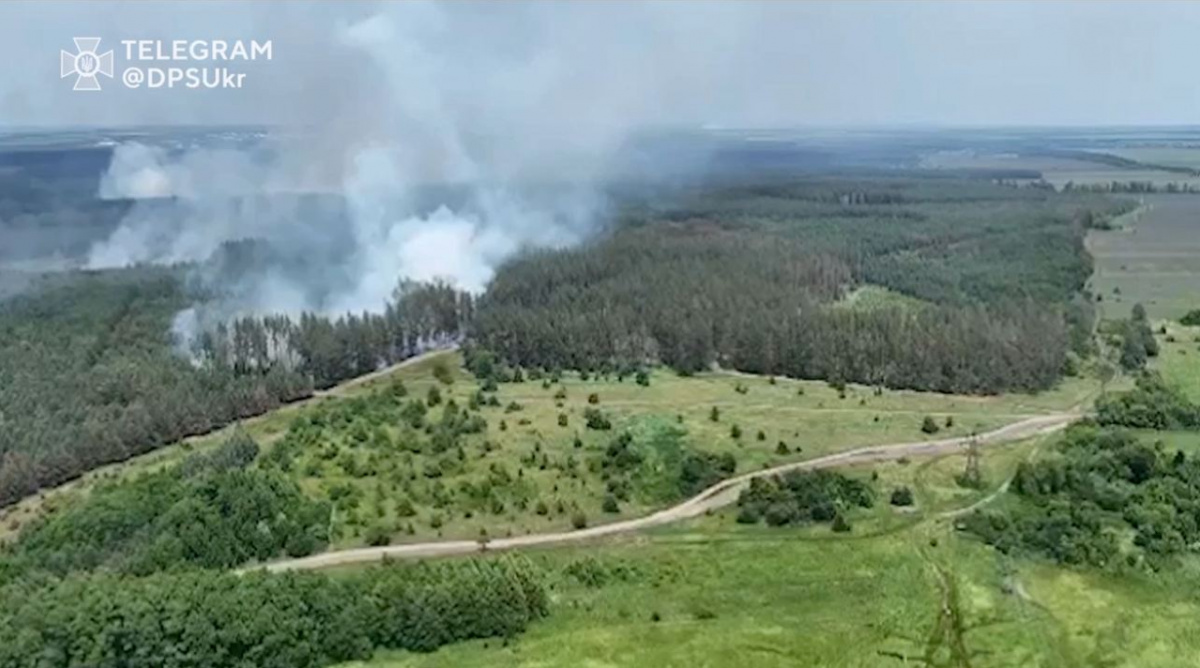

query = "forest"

[
  {"left": 0, "top": 556, "right": 547, "bottom": 668},
  {"left": 473, "top": 176, "right": 1131, "bottom": 393},
  {"left": 0, "top": 265, "right": 470, "bottom": 507},
  {"left": 961, "top": 423, "right": 1200, "bottom": 569}
]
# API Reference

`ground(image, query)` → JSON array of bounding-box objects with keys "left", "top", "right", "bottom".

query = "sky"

[{"left": 1, "top": 0, "right": 1198, "bottom": 130}]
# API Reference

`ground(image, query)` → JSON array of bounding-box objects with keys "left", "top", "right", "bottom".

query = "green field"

[
  {"left": 1155, "top": 322, "right": 1200, "bottom": 402},
  {"left": 1087, "top": 194, "right": 1200, "bottom": 321},
  {"left": 348, "top": 434, "right": 1200, "bottom": 668},
  {"left": 0, "top": 350, "right": 1097, "bottom": 547}
]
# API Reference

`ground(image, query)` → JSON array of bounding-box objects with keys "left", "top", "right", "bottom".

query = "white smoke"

[{"left": 83, "top": 3, "right": 762, "bottom": 325}]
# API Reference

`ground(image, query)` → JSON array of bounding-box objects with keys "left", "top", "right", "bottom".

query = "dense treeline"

[
  {"left": 2, "top": 431, "right": 329, "bottom": 578},
  {"left": 735, "top": 469, "right": 874, "bottom": 528},
  {"left": 961, "top": 425, "right": 1200, "bottom": 569},
  {"left": 1096, "top": 373, "right": 1200, "bottom": 431},
  {"left": 0, "top": 556, "right": 547, "bottom": 668},
  {"left": 195, "top": 278, "right": 474, "bottom": 390},
  {"left": 1064, "top": 180, "right": 1200, "bottom": 194},
  {"left": 0, "top": 266, "right": 469, "bottom": 508},
  {"left": 0, "top": 267, "right": 310, "bottom": 508},
  {"left": 474, "top": 177, "right": 1124, "bottom": 393}
]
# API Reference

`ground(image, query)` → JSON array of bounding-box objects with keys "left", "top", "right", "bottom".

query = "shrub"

[
  {"left": 921, "top": 416, "right": 941, "bottom": 434},
  {"left": 427, "top": 386, "right": 442, "bottom": 407},
  {"left": 602, "top": 494, "right": 621, "bottom": 513},
  {"left": 571, "top": 512, "right": 588, "bottom": 530},
  {"left": 635, "top": 370, "right": 650, "bottom": 387},
  {"left": 730, "top": 424, "right": 742, "bottom": 439},
  {"left": 432, "top": 361, "right": 454, "bottom": 385},
  {"left": 584, "top": 408, "right": 612, "bottom": 431},
  {"left": 558, "top": 413, "right": 569, "bottom": 427},
  {"left": 775, "top": 441, "right": 790, "bottom": 455},
  {"left": 364, "top": 523, "right": 392, "bottom": 547},
  {"left": 831, "top": 512, "right": 852, "bottom": 533},
  {"left": 587, "top": 393, "right": 600, "bottom": 404},
  {"left": 710, "top": 406, "right": 720, "bottom": 422},
  {"left": 889, "top": 486, "right": 914, "bottom": 506}
]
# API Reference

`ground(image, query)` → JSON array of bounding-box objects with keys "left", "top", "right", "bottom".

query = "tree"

[
  {"left": 921, "top": 416, "right": 941, "bottom": 435},
  {"left": 710, "top": 406, "right": 721, "bottom": 422}
]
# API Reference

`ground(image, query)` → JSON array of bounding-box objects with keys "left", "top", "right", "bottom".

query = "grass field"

[
  {"left": 0, "top": 350, "right": 1098, "bottom": 546},
  {"left": 348, "top": 433, "right": 1200, "bottom": 668},
  {"left": 1087, "top": 194, "right": 1200, "bottom": 321},
  {"left": 1155, "top": 322, "right": 1200, "bottom": 402}
]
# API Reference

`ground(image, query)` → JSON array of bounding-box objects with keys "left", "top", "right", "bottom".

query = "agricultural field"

[
  {"left": 920, "top": 151, "right": 1200, "bottom": 189},
  {"left": 1087, "top": 194, "right": 1200, "bottom": 321},
  {"left": 352, "top": 434, "right": 1200, "bottom": 668},
  {"left": 0, "top": 350, "right": 1098, "bottom": 548},
  {"left": 1091, "top": 147, "right": 1200, "bottom": 172}
]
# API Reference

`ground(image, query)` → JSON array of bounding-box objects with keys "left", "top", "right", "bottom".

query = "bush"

[
  {"left": 432, "top": 362, "right": 454, "bottom": 385},
  {"left": 775, "top": 441, "right": 790, "bottom": 455},
  {"left": 1181, "top": 309, "right": 1200, "bottom": 327},
  {"left": 558, "top": 413, "right": 569, "bottom": 427},
  {"left": 364, "top": 523, "right": 392, "bottom": 547},
  {"left": 584, "top": 408, "right": 613, "bottom": 431},
  {"left": 710, "top": 406, "right": 720, "bottom": 422},
  {"left": 571, "top": 512, "right": 588, "bottom": 530},
  {"left": 889, "top": 486, "right": 915, "bottom": 506},
  {"left": 602, "top": 494, "right": 621, "bottom": 513},
  {"left": 427, "top": 386, "right": 442, "bottom": 407},
  {"left": 635, "top": 370, "right": 650, "bottom": 387},
  {"left": 921, "top": 416, "right": 941, "bottom": 434},
  {"left": 831, "top": 512, "right": 852, "bottom": 533},
  {"left": 730, "top": 424, "right": 742, "bottom": 439},
  {"left": 587, "top": 393, "right": 600, "bottom": 404}
]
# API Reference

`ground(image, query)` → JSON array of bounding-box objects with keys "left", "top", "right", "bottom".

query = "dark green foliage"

[
  {"left": 584, "top": 408, "right": 613, "bottom": 431},
  {"left": 710, "top": 406, "right": 720, "bottom": 422},
  {"left": 0, "top": 270, "right": 470, "bottom": 508},
  {"left": 427, "top": 386, "right": 443, "bottom": 407},
  {"left": 775, "top": 441, "right": 790, "bottom": 455},
  {"left": 602, "top": 494, "right": 621, "bottom": 513},
  {"left": 890, "top": 486, "right": 915, "bottom": 506},
  {"left": 558, "top": 413, "right": 569, "bottom": 428},
  {"left": 921, "top": 416, "right": 941, "bottom": 434},
  {"left": 0, "top": 268, "right": 312, "bottom": 508},
  {"left": 1181, "top": 310, "right": 1200, "bottom": 327},
  {"left": 736, "top": 470, "right": 874, "bottom": 527},
  {"left": 635, "top": 370, "right": 650, "bottom": 387},
  {"left": 587, "top": 392, "right": 600, "bottom": 404},
  {"left": 1096, "top": 373, "right": 1200, "bottom": 430},
  {"left": 961, "top": 425, "right": 1200, "bottom": 568},
  {"left": 432, "top": 361, "right": 454, "bottom": 385},
  {"left": 0, "top": 556, "right": 547, "bottom": 667},
  {"left": 571, "top": 511, "right": 588, "bottom": 529},
  {"left": 730, "top": 424, "right": 742, "bottom": 439},
  {"left": 6, "top": 442, "right": 329, "bottom": 576},
  {"left": 678, "top": 451, "right": 737, "bottom": 497},
  {"left": 473, "top": 178, "right": 1125, "bottom": 394}
]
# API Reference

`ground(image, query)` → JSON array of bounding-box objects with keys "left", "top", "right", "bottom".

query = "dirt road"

[{"left": 255, "top": 412, "right": 1077, "bottom": 572}]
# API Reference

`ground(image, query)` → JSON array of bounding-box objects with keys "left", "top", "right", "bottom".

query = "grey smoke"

[{"left": 84, "top": 2, "right": 750, "bottom": 324}]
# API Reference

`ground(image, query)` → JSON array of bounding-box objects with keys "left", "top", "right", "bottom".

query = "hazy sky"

[{"left": 0, "top": 0, "right": 1197, "bottom": 129}]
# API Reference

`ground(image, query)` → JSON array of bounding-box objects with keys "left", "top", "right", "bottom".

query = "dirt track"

[{"left": 254, "top": 412, "right": 1077, "bottom": 573}]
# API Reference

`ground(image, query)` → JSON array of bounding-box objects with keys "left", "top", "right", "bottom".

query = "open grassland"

[
  {"left": 1087, "top": 194, "right": 1200, "bottom": 321},
  {"left": 352, "top": 434, "right": 1200, "bottom": 668},
  {"left": 1155, "top": 322, "right": 1200, "bottom": 402},
  {"left": 0, "top": 351, "right": 1096, "bottom": 546}
]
